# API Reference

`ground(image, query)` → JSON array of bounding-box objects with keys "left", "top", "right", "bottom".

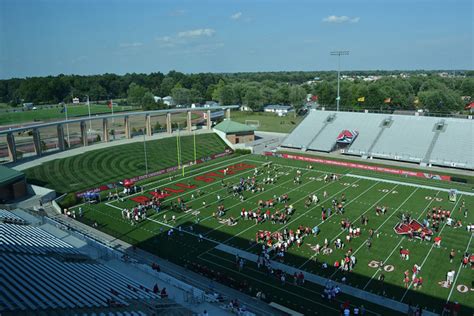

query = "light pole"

[
  {"left": 143, "top": 132, "right": 148, "bottom": 175},
  {"left": 64, "top": 103, "right": 70, "bottom": 148},
  {"left": 87, "top": 95, "right": 92, "bottom": 133},
  {"left": 330, "top": 50, "right": 349, "bottom": 111}
]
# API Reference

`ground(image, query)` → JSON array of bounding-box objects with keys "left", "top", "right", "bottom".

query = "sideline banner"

[
  {"left": 76, "top": 149, "right": 233, "bottom": 198},
  {"left": 264, "top": 152, "right": 451, "bottom": 182}
]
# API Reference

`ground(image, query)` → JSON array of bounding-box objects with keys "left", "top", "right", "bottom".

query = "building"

[
  {"left": 213, "top": 119, "right": 255, "bottom": 144},
  {"left": 264, "top": 104, "right": 293, "bottom": 116},
  {"left": 204, "top": 101, "right": 219, "bottom": 108},
  {"left": 22, "top": 102, "right": 34, "bottom": 110},
  {"left": 0, "top": 165, "right": 27, "bottom": 202},
  {"left": 72, "top": 97, "right": 80, "bottom": 104},
  {"left": 162, "top": 96, "right": 175, "bottom": 106},
  {"left": 465, "top": 102, "right": 474, "bottom": 113}
]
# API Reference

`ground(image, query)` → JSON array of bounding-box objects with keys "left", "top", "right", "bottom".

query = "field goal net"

[{"left": 245, "top": 120, "right": 260, "bottom": 128}]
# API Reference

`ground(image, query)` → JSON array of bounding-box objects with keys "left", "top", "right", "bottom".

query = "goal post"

[{"left": 245, "top": 120, "right": 260, "bottom": 128}]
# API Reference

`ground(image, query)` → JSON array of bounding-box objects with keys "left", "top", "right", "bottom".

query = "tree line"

[{"left": 0, "top": 70, "right": 472, "bottom": 114}]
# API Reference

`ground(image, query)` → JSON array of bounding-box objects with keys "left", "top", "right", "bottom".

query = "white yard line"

[
  {"left": 151, "top": 163, "right": 327, "bottom": 225},
  {"left": 299, "top": 183, "right": 397, "bottom": 269},
  {"left": 400, "top": 195, "right": 464, "bottom": 302},
  {"left": 207, "top": 172, "right": 345, "bottom": 239},
  {"left": 446, "top": 232, "right": 473, "bottom": 303},
  {"left": 328, "top": 187, "right": 421, "bottom": 279},
  {"left": 362, "top": 191, "right": 441, "bottom": 290},
  {"left": 111, "top": 154, "right": 250, "bottom": 201},
  {"left": 233, "top": 178, "right": 364, "bottom": 248}
]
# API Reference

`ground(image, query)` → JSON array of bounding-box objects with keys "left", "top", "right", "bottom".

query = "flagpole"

[
  {"left": 87, "top": 95, "right": 91, "bottom": 132},
  {"left": 143, "top": 133, "right": 148, "bottom": 175},
  {"left": 176, "top": 123, "right": 180, "bottom": 168},
  {"left": 193, "top": 130, "right": 196, "bottom": 164},
  {"left": 111, "top": 99, "right": 114, "bottom": 124}
]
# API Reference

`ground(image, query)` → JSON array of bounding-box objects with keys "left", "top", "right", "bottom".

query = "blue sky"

[{"left": 0, "top": 0, "right": 472, "bottom": 79}]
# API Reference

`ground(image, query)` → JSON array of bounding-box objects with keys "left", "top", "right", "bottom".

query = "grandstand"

[
  {"left": 281, "top": 110, "right": 474, "bottom": 170},
  {"left": 0, "top": 209, "right": 189, "bottom": 316}
]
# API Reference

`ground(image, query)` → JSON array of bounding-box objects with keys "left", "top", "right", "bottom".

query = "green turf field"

[
  {"left": 24, "top": 133, "right": 228, "bottom": 193},
  {"left": 231, "top": 111, "right": 304, "bottom": 133},
  {"left": 0, "top": 104, "right": 137, "bottom": 125},
  {"left": 73, "top": 153, "right": 474, "bottom": 316}
]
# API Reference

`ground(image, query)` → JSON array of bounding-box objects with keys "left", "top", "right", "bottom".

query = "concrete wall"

[{"left": 226, "top": 133, "right": 255, "bottom": 144}]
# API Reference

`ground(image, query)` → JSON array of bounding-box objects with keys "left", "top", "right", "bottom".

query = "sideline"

[
  {"left": 215, "top": 243, "right": 438, "bottom": 316},
  {"left": 346, "top": 174, "right": 474, "bottom": 196}
]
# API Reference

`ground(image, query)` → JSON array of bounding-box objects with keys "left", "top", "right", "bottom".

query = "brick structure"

[{"left": 214, "top": 119, "right": 255, "bottom": 144}]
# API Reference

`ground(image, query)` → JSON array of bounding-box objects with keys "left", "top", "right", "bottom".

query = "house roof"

[
  {"left": 0, "top": 165, "right": 25, "bottom": 186},
  {"left": 214, "top": 119, "right": 255, "bottom": 134},
  {"left": 465, "top": 102, "right": 474, "bottom": 109}
]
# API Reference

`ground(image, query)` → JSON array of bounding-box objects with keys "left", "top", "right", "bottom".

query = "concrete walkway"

[{"left": 11, "top": 129, "right": 213, "bottom": 171}]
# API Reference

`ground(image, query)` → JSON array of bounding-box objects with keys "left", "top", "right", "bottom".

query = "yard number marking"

[{"left": 368, "top": 260, "right": 395, "bottom": 272}]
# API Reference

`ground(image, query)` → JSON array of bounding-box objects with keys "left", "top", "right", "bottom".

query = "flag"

[
  {"left": 384, "top": 98, "right": 391, "bottom": 103},
  {"left": 357, "top": 97, "right": 365, "bottom": 102},
  {"left": 107, "top": 100, "right": 113, "bottom": 109}
]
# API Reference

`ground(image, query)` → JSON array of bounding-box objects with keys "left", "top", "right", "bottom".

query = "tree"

[
  {"left": 418, "top": 89, "right": 463, "bottom": 113},
  {"left": 171, "top": 87, "right": 192, "bottom": 105},
  {"left": 288, "top": 85, "right": 307, "bottom": 112},
  {"left": 127, "top": 83, "right": 149, "bottom": 106},
  {"left": 160, "top": 77, "right": 175, "bottom": 96},
  {"left": 142, "top": 92, "right": 157, "bottom": 110},
  {"left": 212, "top": 80, "right": 235, "bottom": 105},
  {"left": 244, "top": 87, "right": 263, "bottom": 111}
]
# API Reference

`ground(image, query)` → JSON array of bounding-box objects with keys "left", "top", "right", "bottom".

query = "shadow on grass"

[{"left": 78, "top": 216, "right": 473, "bottom": 316}]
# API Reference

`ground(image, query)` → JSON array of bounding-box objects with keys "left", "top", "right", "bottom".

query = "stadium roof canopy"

[
  {"left": 214, "top": 119, "right": 255, "bottom": 134},
  {"left": 0, "top": 165, "right": 25, "bottom": 186}
]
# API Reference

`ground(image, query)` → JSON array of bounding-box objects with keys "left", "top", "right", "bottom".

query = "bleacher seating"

[
  {"left": 428, "top": 119, "right": 474, "bottom": 169},
  {"left": 369, "top": 115, "right": 436, "bottom": 163},
  {"left": 0, "top": 209, "right": 27, "bottom": 224},
  {"left": 1, "top": 223, "right": 79, "bottom": 254},
  {"left": 281, "top": 111, "right": 328, "bottom": 149},
  {"left": 0, "top": 220, "right": 161, "bottom": 314},
  {"left": 281, "top": 110, "right": 473, "bottom": 170}
]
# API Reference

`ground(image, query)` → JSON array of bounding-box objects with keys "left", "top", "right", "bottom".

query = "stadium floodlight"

[
  {"left": 330, "top": 50, "right": 350, "bottom": 111},
  {"left": 87, "top": 95, "right": 92, "bottom": 133},
  {"left": 143, "top": 132, "right": 149, "bottom": 175}
]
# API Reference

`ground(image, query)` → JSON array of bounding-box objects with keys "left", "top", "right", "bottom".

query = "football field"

[{"left": 75, "top": 154, "right": 474, "bottom": 315}]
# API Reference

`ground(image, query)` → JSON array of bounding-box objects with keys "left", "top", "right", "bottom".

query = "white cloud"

[
  {"left": 177, "top": 28, "right": 215, "bottom": 38},
  {"left": 170, "top": 9, "right": 186, "bottom": 17},
  {"left": 230, "top": 12, "right": 242, "bottom": 20},
  {"left": 119, "top": 42, "right": 143, "bottom": 48},
  {"left": 156, "top": 28, "right": 216, "bottom": 49},
  {"left": 322, "top": 15, "right": 360, "bottom": 23}
]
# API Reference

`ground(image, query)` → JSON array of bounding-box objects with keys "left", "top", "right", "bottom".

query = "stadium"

[
  {"left": 0, "top": 104, "right": 472, "bottom": 316},
  {"left": 1, "top": 1, "right": 473, "bottom": 316}
]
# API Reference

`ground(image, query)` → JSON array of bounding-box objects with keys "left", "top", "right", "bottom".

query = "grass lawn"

[
  {"left": 0, "top": 104, "right": 138, "bottom": 126},
  {"left": 24, "top": 133, "right": 228, "bottom": 194},
  {"left": 231, "top": 111, "right": 304, "bottom": 133},
  {"left": 73, "top": 153, "right": 474, "bottom": 315}
]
